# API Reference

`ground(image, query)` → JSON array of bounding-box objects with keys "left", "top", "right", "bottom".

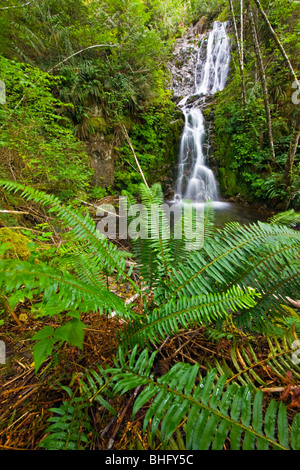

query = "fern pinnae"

[
  {"left": 48, "top": 347, "right": 300, "bottom": 450},
  {"left": 0, "top": 179, "right": 141, "bottom": 294},
  {"left": 236, "top": 267, "right": 300, "bottom": 331},
  {"left": 59, "top": 251, "right": 106, "bottom": 289},
  {"left": 0, "top": 258, "right": 127, "bottom": 317},
  {"left": 222, "top": 338, "right": 300, "bottom": 390},
  {"left": 120, "top": 286, "right": 259, "bottom": 348},
  {"left": 269, "top": 209, "right": 300, "bottom": 226},
  {"left": 165, "top": 222, "right": 300, "bottom": 303},
  {"left": 223, "top": 241, "right": 300, "bottom": 295},
  {"left": 138, "top": 183, "right": 172, "bottom": 277}
]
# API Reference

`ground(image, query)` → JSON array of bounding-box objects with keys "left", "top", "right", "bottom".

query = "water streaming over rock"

[{"left": 173, "top": 21, "right": 231, "bottom": 203}]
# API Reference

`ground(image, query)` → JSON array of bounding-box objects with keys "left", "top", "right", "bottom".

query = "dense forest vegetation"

[{"left": 0, "top": 0, "right": 300, "bottom": 452}]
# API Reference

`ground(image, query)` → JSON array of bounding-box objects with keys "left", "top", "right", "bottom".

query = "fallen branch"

[
  {"left": 0, "top": 210, "right": 29, "bottom": 214},
  {"left": 287, "top": 297, "right": 300, "bottom": 309},
  {"left": 120, "top": 124, "right": 149, "bottom": 189},
  {"left": 261, "top": 386, "right": 299, "bottom": 393},
  {"left": 106, "top": 386, "right": 142, "bottom": 450}
]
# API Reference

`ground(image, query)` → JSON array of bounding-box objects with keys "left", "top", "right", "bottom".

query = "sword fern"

[{"left": 1, "top": 180, "right": 300, "bottom": 449}]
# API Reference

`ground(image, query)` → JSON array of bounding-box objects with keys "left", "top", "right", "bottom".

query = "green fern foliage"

[
  {"left": 208, "top": 334, "right": 300, "bottom": 389},
  {"left": 269, "top": 209, "right": 300, "bottom": 227},
  {"left": 0, "top": 180, "right": 138, "bottom": 290},
  {"left": 120, "top": 286, "right": 260, "bottom": 348},
  {"left": 0, "top": 180, "right": 138, "bottom": 371},
  {"left": 97, "top": 347, "right": 300, "bottom": 450},
  {"left": 165, "top": 221, "right": 300, "bottom": 333},
  {"left": 1, "top": 180, "right": 300, "bottom": 450},
  {"left": 39, "top": 386, "right": 93, "bottom": 450}
]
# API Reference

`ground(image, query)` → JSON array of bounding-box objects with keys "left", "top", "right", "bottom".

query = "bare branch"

[
  {"left": 120, "top": 124, "right": 149, "bottom": 189},
  {"left": 47, "top": 44, "right": 118, "bottom": 73},
  {"left": 0, "top": 209, "right": 29, "bottom": 214},
  {"left": 0, "top": 1, "right": 34, "bottom": 11},
  {"left": 252, "top": 0, "right": 299, "bottom": 87}
]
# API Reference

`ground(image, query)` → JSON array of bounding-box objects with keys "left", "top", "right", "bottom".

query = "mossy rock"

[
  {"left": 0, "top": 228, "right": 31, "bottom": 260},
  {"left": 218, "top": 167, "right": 238, "bottom": 197},
  {"left": 88, "top": 116, "right": 109, "bottom": 134}
]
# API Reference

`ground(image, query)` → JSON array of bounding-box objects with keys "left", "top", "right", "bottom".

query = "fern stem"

[
  {"left": 121, "top": 367, "right": 289, "bottom": 450},
  {"left": 165, "top": 228, "right": 296, "bottom": 304},
  {"left": 225, "top": 348, "right": 295, "bottom": 385}
]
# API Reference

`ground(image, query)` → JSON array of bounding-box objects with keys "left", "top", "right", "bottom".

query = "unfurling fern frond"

[{"left": 98, "top": 347, "right": 300, "bottom": 450}]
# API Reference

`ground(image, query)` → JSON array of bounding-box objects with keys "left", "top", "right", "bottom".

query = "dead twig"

[{"left": 106, "top": 387, "right": 142, "bottom": 450}]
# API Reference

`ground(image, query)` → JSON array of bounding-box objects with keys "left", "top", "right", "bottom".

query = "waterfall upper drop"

[{"left": 172, "top": 21, "right": 231, "bottom": 203}]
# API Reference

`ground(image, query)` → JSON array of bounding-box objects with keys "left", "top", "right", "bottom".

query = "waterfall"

[{"left": 174, "top": 21, "right": 231, "bottom": 203}]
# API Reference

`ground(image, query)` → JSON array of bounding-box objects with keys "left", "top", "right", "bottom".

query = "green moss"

[
  {"left": 0, "top": 228, "right": 31, "bottom": 260},
  {"left": 88, "top": 116, "right": 108, "bottom": 134}
]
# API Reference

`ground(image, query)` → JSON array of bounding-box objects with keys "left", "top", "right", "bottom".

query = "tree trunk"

[
  {"left": 252, "top": 0, "right": 299, "bottom": 87},
  {"left": 228, "top": 0, "right": 247, "bottom": 107},
  {"left": 251, "top": 0, "right": 299, "bottom": 187},
  {"left": 241, "top": 0, "right": 244, "bottom": 66},
  {"left": 283, "top": 111, "right": 300, "bottom": 188},
  {"left": 246, "top": 0, "right": 276, "bottom": 163}
]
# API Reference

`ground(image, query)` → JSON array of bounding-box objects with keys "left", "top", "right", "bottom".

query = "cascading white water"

[{"left": 174, "top": 21, "right": 231, "bottom": 203}]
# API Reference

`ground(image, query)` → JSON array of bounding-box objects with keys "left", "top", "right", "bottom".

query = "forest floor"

[
  {"left": 1, "top": 300, "right": 299, "bottom": 450},
  {"left": 0, "top": 229, "right": 299, "bottom": 450}
]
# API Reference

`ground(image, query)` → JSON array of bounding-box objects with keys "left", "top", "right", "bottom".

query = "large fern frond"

[
  {"left": 119, "top": 286, "right": 260, "bottom": 349},
  {"left": 163, "top": 221, "right": 300, "bottom": 333},
  {"left": 127, "top": 184, "right": 216, "bottom": 296},
  {"left": 166, "top": 221, "right": 300, "bottom": 298},
  {"left": 269, "top": 209, "right": 300, "bottom": 227},
  {"left": 39, "top": 386, "right": 93, "bottom": 450},
  {"left": 98, "top": 347, "right": 300, "bottom": 450},
  {"left": 126, "top": 183, "right": 174, "bottom": 290},
  {"left": 168, "top": 201, "right": 216, "bottom": 265},
  {"left": 0, "top": 258, "right": 129, "bottom": 318},
  {"left": 210, "top": 334, "right": 300, "bottom": 389},
  {"left": 0, "top": 180, "right": 139, "bottom": 292}
]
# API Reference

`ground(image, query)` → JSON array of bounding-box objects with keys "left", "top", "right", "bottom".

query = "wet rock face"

[
  {"left": 169, "top": 21, "right": 231, "bottom": 203},
  {"left": 169, "top": 40, "right": 199, "bottom": 100},
  {"left": 168, "top": 19, "right": 209, "bottom": 103},
  {"left": 87, "top": 133, "right": 118, "bottom": 187},
  {"left": 85, "top": 104, "right": 120, "bottom": 188}
]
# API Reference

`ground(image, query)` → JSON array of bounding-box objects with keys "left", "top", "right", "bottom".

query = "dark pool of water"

[
  {"left": 210, "top": 201, "right": 271, "bottom": 227},
  {"left": 167, "top": 200, "right": 272, "bottom": 228}
]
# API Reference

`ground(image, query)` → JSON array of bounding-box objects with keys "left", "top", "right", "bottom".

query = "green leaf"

[
  {"left": 54, "top": 319, "right": 85, "bottom": 349},
  {"left": 33, "top": 336, "right": 56, "bottom": 372},
  {"left": 32, "top": 326, "right": 55, "bottom": 341},
  {"left": 264, "top": 399, "right": 278, "bottom": 442},
  {"left": 291, "top": 413, "right": 300, "bottom": 450},
  {"left": 278, "top": 402, "right": 289, "bottom": 448}
]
